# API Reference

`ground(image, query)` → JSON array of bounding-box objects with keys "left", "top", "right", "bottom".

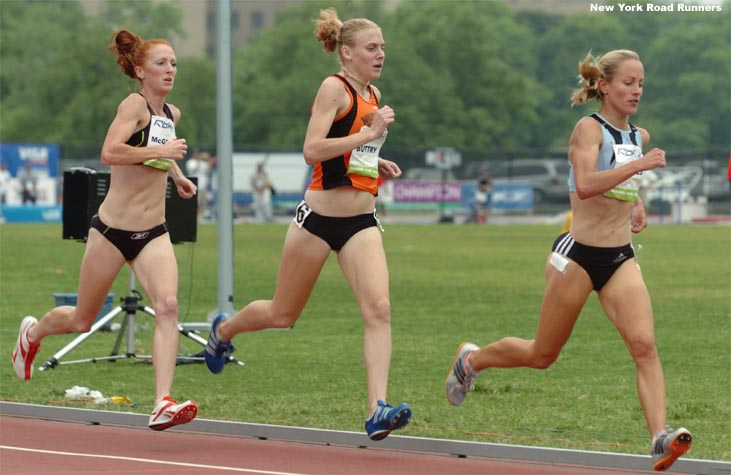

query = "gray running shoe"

[
  {"left": 651, "top": 426, "right": 692, "bottom": 471},
  {"left": 445, "top": 342, "right": 480, "bottom": 406}
]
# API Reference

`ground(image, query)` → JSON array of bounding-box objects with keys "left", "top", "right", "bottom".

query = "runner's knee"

[
  {"left": 363, "top": 298, "right": 391, "bottom": 326},
  {"left": 268, "top": 301, "right": 301, "bottom": 328},
  {"left": 625, "top": 331, "right": 658, "bottom": 363},
  {"left": 64, "top": 307, "right": 98, "bottom": 333},
  {"left": 155, "top": 295, "right": 179, "bottom": 320},
  {"left": 530, "top": 346, "right": 560, "bottom": 369},
  {"left": 69, "top": 318, "right": 96, "bottom": 334},
  {"left": 269, "top": 311, "right": 300, "bottom": 329}
]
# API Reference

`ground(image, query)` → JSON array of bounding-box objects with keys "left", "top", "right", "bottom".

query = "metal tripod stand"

[{"left": 39, "top": 272, "right": 243, "bottom": 371}]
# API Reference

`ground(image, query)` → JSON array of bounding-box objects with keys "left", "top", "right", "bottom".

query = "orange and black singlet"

[{"left": 307, "top": 75, "right": 381, "bottom": 196}]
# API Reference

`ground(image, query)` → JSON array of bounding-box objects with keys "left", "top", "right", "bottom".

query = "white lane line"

[{"left": 0, "top": 445, "right": 311, "bottom": 475}]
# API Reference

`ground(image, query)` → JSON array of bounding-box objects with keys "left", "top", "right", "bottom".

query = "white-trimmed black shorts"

[{"left": 552, "top": 232, "right": 635, "bottom": 291}]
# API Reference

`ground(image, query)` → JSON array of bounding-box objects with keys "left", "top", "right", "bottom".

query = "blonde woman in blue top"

[{"left": 445, "top": 50, "right": 691, "bottom": 472}]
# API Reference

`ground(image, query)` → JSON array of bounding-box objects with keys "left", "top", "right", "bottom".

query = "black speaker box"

[{"left": 62, "top": 169, "right": 197, "bottom": 243}]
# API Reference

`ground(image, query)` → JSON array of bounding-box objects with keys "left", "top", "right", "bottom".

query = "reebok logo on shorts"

[
  {"left": 613, "top": 252, "right": 628, "bottom": 264},
  {"left": 131, "top": 232, "right": 150, "bottom": 240}
]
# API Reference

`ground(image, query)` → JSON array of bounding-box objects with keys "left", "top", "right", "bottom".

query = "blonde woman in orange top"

[{"left": 206, "top": 8, "right": 410, "bottom": 441}]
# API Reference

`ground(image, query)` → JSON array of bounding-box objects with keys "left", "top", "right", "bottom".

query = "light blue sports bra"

[{"left": 569, "top": 113, "right": 644, "bottom": 202}]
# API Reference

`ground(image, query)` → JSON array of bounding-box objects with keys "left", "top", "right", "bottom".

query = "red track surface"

[{"left": 1, "top": 416, "right": 653, "bottom": 475}]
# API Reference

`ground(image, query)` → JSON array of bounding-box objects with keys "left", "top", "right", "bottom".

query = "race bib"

[
  {"left": 143, "top": 114, "right": 175, "bottom": 171},
  {"left": 293, "top": 200, "right": 313, "bottom": 228},
  {"left": 604, "top": 143, "right": 643, "bottom": 202},
  {"left": 347, "top": 127, "right": 387, "bottom": 178}
]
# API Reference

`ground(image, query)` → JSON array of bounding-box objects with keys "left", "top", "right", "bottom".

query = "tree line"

[{"left": 1, "top": 0, "right": 729, "bottom": 164}]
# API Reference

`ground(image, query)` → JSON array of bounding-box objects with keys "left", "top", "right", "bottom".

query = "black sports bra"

[{"left": 126, "top": 93, "right": 173, "bottom": 147}]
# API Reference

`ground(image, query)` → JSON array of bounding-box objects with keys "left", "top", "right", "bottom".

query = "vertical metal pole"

[
  {"left": 126, "top": 272, "right": 137, "bottom": 354},
  {"left": 213, "top": 0, "right": 236, "bottom": 320},
  {"left": 658, "top": 186, "right": 664, "bottom": 224},
  {"left": 675, "top": 180, "right": 682, "bottom": 224}
]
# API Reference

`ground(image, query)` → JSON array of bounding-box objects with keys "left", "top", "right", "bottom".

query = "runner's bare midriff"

[{"left": 304, "top": 187, "right": 376, "bottom": 217}]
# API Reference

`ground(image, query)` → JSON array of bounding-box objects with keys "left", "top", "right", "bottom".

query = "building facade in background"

[
  {"left": 79, "top": 0, "right": 300, "bottom": 58},
  {"left": 79, "top": 0, "right": 596, "bottom": 59}
]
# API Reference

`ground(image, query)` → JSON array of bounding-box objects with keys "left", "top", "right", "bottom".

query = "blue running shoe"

[
  {"left": 365, "top": 400, "right": 412, "bottom": 441},
  {"left": 205, "top": 314, "right": 231, "bottom": 374}
]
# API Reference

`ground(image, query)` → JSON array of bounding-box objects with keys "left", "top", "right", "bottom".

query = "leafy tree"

[
  {"left": 1, "top": 0, "right": 727, "bottom": 161},
  {"left": 31, "top": 21, "right": 124, "bottom": 145},
  {"left": 168, "top": 56, "right": 217, "bottom": 150},
  {"left": 230, "top": 0, "right": 543, "bottom": 151},
  {"left": 230, "top": 0, "right": 387, "bottom": 150},
  {"left": 0, "top": 0, "right": 186, "bottom": 153},
  {"left": 531, "top": 12, "right": 631, "bottom": 148},
  {"left": 383, "top": 0, "right": 543, "bottom": 149},
  {"left": 0, "top": 1, "right": 84, "bottom": 142},
  {"left": 641, "top": 12, "right": 730, "bottom": 151},
  {"left": 102, "top": 1, "right": 183, "bottom": 42},
  {"left": 533, "top": 2, "right": 730, "bottom": 153}
]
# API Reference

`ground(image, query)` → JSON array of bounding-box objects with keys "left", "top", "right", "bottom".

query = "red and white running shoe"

[
  {"left": 148, "top": 396, "right": 198, "bottom": 431},
  {"left": 12, "top": 316, "right": 40, "bottom": 380}
]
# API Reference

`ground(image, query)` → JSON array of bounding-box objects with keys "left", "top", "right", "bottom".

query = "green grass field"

[{"left": 1, "top": 222, "right": 729, "bottom": 461}]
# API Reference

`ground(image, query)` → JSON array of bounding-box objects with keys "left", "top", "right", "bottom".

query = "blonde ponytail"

[{"left": 570, "top": 49, "right": 640, "bottom": 106}]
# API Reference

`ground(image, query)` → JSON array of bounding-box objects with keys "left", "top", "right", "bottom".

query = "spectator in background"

[
  {"left": 249, "top": 161, "right": 273, "bottom": 223},
  {"left": 473, "top": 168, "right": 492, "bottom": 224},
  {"left": 185, "top": 150, "right": 211, "bottom": 220},
  {"left": 0, "top": 161, "right": 11, "bottom": 205},
  {"left": 18, "top": 162, "right": 38, "bottom": 205},
  {"left": 376, "top": 175, "right": 392, "bottom": 222},
  {"left": 0, "top": 161, "right": 10, "bottom": 223}
]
